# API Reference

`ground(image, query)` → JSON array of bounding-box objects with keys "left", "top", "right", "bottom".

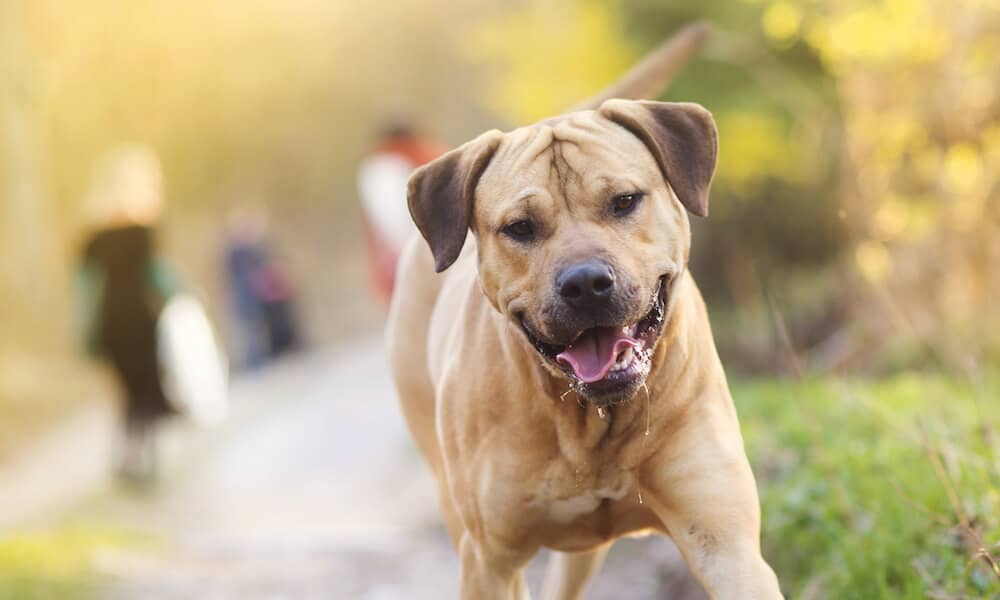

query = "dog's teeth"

[
  {"left": 621, "top": 346, "right": 634, "bottom": 365},
  {"left": 611, "top": 346, "right": 635, "bottom": 372}
]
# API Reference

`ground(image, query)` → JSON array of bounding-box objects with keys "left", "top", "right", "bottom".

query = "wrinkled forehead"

[{"left": 475, "top": 111, "right": 661, "bottom": 213}]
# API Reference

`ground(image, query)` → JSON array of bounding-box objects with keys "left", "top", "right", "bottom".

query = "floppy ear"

[
  {"left": 598, "top": 99, "right": 717, "bottom": 217},
  {"left": 407, "top": 130, "right": 504, "bottom": 272}
]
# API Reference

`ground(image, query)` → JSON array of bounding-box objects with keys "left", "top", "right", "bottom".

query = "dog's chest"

[
  {"left": 538, "top": 470, "right": 635, "bottom": 524},
  {"left": 525, "top": 467, "right": 659, "bottom": 552}
]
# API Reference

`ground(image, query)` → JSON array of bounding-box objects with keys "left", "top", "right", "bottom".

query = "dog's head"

[{"left": 408, "top": 100, "right": 717, "bottom": 406}]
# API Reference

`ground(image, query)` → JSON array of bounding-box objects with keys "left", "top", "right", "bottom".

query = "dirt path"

[{"left": 12, "top": 336, "right": 705, "bottom": 599}]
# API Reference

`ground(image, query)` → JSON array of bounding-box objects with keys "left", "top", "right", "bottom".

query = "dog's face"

[{"left": 409, "top": 100, "right": 717, "bottom": 405}]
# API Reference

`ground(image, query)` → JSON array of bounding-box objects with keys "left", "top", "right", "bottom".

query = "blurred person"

[
  {"left": 256, "top": 253, "right": 299, "bottom": 356},
  {"left": 357, "top": 122, "right": 447, "bottom": 306},
  {"left": 76, "top": 145, "right": 177, "bottom": 483},
  {"left": 222, "top": 205, "right": 299, "bottom": 370}
]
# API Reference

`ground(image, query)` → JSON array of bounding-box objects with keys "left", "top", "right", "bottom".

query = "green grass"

[
  {"left": 736, "top": 374, "right": 1000, "bottom": 599},
  {"left": 0, "top": 524, "right": 147, "bottom": 600}
]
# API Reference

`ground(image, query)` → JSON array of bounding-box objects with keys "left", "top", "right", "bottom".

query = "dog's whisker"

[
  {"left": 560, "top": 389, "right": 571, "bottom": 403},
  {"left": 642, "top": 382, "right": 651, "bottom": 437}
]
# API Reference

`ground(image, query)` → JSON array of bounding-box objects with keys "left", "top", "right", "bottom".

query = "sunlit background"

[{"left": 1, "top": 0, "right": 998, "bottom": 598}]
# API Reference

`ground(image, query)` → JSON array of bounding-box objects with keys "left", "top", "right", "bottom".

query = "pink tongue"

[{"left": 556, "top": 327, "right": 639, "bottom": 383}]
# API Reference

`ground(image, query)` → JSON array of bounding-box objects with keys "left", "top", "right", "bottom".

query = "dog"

[{"left": 386, "top": 24, "right": 783, "bottom": 600}]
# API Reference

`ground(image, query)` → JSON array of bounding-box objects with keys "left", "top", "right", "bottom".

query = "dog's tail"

[{"left": 573, "top": 21, "right": 711, "bottom": 111}]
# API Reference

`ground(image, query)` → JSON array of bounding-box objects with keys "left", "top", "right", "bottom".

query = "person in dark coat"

[{"left": 77, "top": 146, "right": 175, "bottom": 483}]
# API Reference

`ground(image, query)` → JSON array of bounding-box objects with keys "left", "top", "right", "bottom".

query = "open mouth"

[{"left": 520, "top": 276, "right": 669, "bottom": 404}]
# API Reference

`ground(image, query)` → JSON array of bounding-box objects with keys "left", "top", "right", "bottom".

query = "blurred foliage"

[
  {"left": 465, "top": 1, "right": 637, "bottom": 125},
  {"left": 738, "top": 374, "right": 1000, "bottom": 597},
  {"left": 794, "top": 0, "right": 1000, "bottom": 372},
  {"left": 467, "top": 0, "right": 840, "bottom": 194},
  {"left": 10, "top": 0, "right": 490, "bottom": 213}
]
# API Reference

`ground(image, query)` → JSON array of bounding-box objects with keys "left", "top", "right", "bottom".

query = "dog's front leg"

[
  {"left": 646, "top": 443, "right": 783, "bottom": 599},
  {"left": 458, "top": 532, "right": 533, "bottom": 600}
]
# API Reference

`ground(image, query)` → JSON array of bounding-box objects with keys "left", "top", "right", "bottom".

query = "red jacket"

[{"left": 361, "top": 135, "right": 447, "bottom": 306}]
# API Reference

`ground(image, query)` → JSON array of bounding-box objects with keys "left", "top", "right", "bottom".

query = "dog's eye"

[
  {"left": 501, "top": 220, "right": 535, "bottom": 241},
  {"left": 611, "top": 193, "right": 643, "bottom": 217}
]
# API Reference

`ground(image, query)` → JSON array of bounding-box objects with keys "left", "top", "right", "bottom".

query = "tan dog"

[{"left": 386, "top": 25, "right": 782, "bottom": 600}]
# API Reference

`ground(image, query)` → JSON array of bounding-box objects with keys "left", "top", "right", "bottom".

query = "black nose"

[{"left": 557, "top": 260, "right": 616, "bottom": 310}]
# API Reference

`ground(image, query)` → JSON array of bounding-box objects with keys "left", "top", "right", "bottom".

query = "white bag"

[{"left": 157, "top": 294, "right": 229, "bottom": 427}]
